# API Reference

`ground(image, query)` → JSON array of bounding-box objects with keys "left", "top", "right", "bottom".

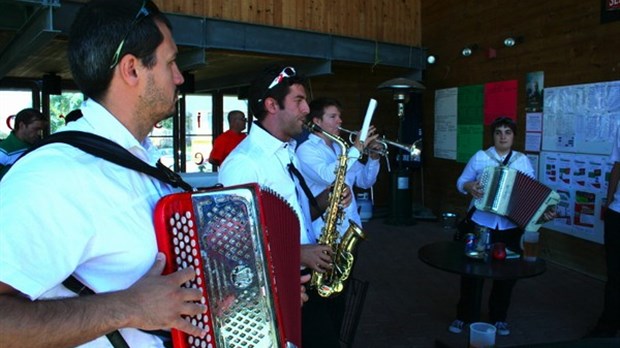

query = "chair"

[{"left": 339, "top": 277, "right": 369, "bottom": 348}]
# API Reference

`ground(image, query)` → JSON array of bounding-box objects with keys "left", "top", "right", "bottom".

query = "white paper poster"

[{"left": 434, "top": 88, "right": 458, "bottom": 160}]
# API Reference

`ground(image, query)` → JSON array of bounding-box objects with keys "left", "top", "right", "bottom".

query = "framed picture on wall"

[{"left": 601, "top": 0, "right": 620, "bottom": 23}]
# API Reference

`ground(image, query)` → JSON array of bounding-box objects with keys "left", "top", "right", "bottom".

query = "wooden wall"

[
  {"left": 154, "top": 0, "right": 422, "bottom": 46},
  {"left": 420, "top": 0, "right": 620, "bottom": 278}
]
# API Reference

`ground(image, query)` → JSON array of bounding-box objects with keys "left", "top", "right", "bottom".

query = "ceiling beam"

[
  {"left": 0, "top": 2, "right": 60, "bottom": 79},
  {"left": 194, "top": 60, "right": 333, "bottom": 93},
  {"left": 167, "top": 14, "right": 427, "bottom": 71},
  {"left": 177, "top": 48, "right": 207, "bottom": 72},
  {"left": 1, "top": 2, "right": 425, "bottom": 83}
]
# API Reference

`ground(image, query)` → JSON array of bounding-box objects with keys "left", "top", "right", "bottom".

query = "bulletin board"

[{"left": 540, "top": 80, "right": 620, "bottom": 244}]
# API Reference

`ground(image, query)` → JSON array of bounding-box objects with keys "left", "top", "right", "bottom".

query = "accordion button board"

[{"left": 154, "top": 183, "right": 301, "bottom": 348}]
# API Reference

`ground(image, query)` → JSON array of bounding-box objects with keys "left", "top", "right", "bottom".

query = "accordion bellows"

[
  {"left": 474, "top": 166, "right": 560, "bottom": 232},
  {"left": 154, "top": 183, "right": 301, "bottom": 348}
]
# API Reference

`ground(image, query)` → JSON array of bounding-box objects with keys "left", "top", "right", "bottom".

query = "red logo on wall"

[{"left": 5, "top": 115, "right": 15, "bottom": 130}]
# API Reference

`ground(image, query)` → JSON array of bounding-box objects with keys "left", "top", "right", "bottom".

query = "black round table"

[{"left": 418, "top": 240, "right": 546, "bottom": 321}]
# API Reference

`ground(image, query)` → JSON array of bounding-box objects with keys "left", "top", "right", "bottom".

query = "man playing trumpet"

[
  {"left": 296, "top": 97, "right": 382, "bottom": 347},
  {"left": 298, "top": 98, "right": 382, "bottom": 237}
]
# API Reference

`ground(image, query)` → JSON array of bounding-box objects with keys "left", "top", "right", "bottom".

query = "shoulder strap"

[
  {"left": 483, "top": 148, "right": 498, "bottom": 163},
  {"left": 502, "top": 150, "right": 513, "bottom": 166},
  {"left": 21, "top": 132, "right": 184, "bottom": 347},
  {"left": 483, "top": 148, "right": 513, "bottom": 167},
  {"left": 63, "top": 275, "right": 172, "bottom": 348},
  {"left": 506, "top": 151, "right": 524, "bottom": 167},
  {"left": 62, "top": 277, "right": 130, "bottom": 348},
  {"left": 21, "top": 131, "right": 193, "bottom": 192}
]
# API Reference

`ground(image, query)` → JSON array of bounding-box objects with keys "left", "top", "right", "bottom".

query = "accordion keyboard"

[
  {"left": 154, "top": 184, "right": 301, "bottom": 348},
  {"left": 167, "top": 210, "right": 215, "bottom": 347}
]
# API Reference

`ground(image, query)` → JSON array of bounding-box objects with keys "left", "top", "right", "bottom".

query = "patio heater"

[{"left": 378, "top": 77, "right": 425, "bottom": 225}]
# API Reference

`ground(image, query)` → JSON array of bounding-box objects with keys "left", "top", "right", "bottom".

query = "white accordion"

[{"left": 474, "top": 166, "right": 560, "bottom": 231}]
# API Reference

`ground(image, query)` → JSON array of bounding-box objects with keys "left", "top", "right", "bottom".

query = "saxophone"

[{"left": 305, "top": 122, "right": 366, "bottom": 298}]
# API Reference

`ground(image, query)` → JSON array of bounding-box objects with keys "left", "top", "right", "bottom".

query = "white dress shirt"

[
  {"left": 218, "top": 123, "right": 314, "bottom": 244},
  {"left": 0, "top": 99, "right": 173, "bottom": 347}
]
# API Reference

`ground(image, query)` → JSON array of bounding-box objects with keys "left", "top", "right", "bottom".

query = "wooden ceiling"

[{"left": 0, "top": 1, "right": 425, "bottom": 92}]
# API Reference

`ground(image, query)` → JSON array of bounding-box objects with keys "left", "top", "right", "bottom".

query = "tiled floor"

[{"left": 345, "top": 216, "right": 616, "bottom": 347}]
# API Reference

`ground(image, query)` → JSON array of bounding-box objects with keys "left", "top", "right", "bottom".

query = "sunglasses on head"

[
  {"left": 109, "top": 0, "right": 153, "bottom": 70},
  {"left": 266, "top": 66, "right": 296, "bottom": 90},
  {"left": 257, "top": 66, "right": 296, "bottom": 104}
]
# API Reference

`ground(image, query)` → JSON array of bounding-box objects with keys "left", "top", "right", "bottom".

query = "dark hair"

[
  {"left": 14, "top": 108, "right": 45, "bottom": 131},
  {"left": 248, "top": 64, "right": 307, "bottom": 121},
  {"left": 307, "top": 97, "right": 343, "bottom": 123},
  {"left": 67, "top": 0, "right": 171, "bottom": 102},
  {"left": 490, "top": 116, "right": 517, "bottom": 135}
]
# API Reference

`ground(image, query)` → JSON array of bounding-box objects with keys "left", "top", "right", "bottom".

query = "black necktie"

[{"left": 287, "top": 163, "right": 321, "bottom": 213}]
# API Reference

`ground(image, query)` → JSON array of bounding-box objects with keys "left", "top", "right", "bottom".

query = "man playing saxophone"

[{"left": 218, "top": 66, "right": 353, "bottom": 348}]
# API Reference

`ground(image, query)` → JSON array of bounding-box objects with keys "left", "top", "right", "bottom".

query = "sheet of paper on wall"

[
  {"left": 542, "top": 81, "right": 620, "bottom": 155},
  {"left": 525, "top": 132, "right": 542, "bottom": 152},
  {"left": 526, "top": 112, "right": 543, "bottom": 132},
  {"left": 433, "top": 88, "right": 458, "bottom": 160}
]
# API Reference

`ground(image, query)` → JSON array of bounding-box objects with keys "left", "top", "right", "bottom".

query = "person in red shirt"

[{"left": 208, "top": 110, "right": 247, "bottom": 166}]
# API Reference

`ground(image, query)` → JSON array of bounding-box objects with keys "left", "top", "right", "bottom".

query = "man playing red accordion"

[{"left": 0, "top": 1, "right": 207, "bottom": 346}]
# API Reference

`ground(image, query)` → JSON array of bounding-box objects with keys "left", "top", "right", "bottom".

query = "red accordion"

[
  {"left": 154, "top": 183, "right": 301, "bottom": 348},
  {"left": 474, "top": 166, "right": 559, "bottom": 231}
]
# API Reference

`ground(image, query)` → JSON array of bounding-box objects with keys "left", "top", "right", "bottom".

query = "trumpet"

[{"left": 338, "top": 127, "right": 422, "bottom": 159}]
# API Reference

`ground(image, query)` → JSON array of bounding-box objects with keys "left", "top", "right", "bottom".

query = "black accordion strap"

[
  {"left": 62, "top": 276, "right": 130, "bottom": 348},
  {"left": 62, "top": 275, "right": 172, "bottom": 347},
  {"left": 502, "top": 150, "right": 513, "bottom": 166},
  {"left": 20, "top": 131, "right": 194, "bottom": 192},
  {"left": 21, "top": 131, "right": 192, "bottom": 348}
]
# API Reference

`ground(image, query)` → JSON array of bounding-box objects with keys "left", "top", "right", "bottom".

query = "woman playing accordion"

[{"left": 448, "top": 116, "right": 555, "bottom": 337}]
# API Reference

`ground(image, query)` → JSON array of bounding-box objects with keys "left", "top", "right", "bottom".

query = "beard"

[{"left": 142, "top": 73, "right": 177, "bottom": 124}]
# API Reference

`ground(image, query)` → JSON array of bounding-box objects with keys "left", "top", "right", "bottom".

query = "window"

[
  {"left": 185, "top": 94, "right": 213, "bottom": 173},
  {"left": 150, "top": 97, "right": 181, "bottom": 170},
  {"left": 49, "top": 92, "right": 84, "bottom": 132},
  {"left": 150, "top": 94, "right": 215, "bottom": 173},
  {"left": 2, "top": 86, "right": 247, "bottom": 175},
  {"left": 223, "top": 95, "right": 249, "bottom": 132}
]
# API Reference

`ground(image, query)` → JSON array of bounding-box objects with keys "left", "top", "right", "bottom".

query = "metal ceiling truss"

[
  {"left": 1, "top": 1, "right": 426, "bottom": 86},
  {"left": 0, "top": 0, "right": 60, "bottom": 78},
  {"left": 169, "top": 14, "right": 426, "bottom": 72}
]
